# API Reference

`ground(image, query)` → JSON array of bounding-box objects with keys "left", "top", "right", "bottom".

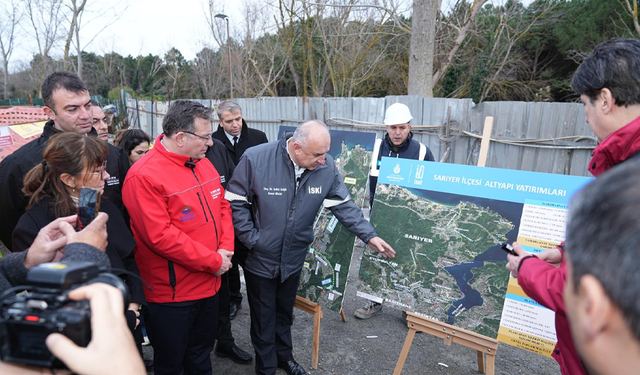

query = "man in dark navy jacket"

[
  {"left": 205, "top": 138, "right": 254, "bottom": 365},
  {"left": 212, "top": 100, "right": 268, "bottom": 320}
]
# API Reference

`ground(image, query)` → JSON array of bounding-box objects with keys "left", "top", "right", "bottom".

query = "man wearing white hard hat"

[{"left": 355, "top": 102, "right": 435, "bottom": 320}]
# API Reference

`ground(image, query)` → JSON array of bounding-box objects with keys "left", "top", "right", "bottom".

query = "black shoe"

[
  {"left": 277, "top": 359, "right": 307, "bottom": 375},
  {"left": 229, "top": 302, "right": 241, "bottom": 320},
  {"left": 215, "top": 343, "right": 253, "bottom": 364}
]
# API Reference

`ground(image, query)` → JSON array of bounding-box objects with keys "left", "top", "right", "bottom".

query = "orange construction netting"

[
  {"left": 0, "top": 107, "right": 48, "bottom": 162},
  {"left": 0, "top": 106, "right": 47, "bottom": 125}
]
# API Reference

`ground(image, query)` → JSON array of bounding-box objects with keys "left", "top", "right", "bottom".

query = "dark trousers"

[
  {"left": 244, "top": 269, "right": 301, "bottom": 375},
  {"left": 216, "top": 271, "right": 234, "bottom": 348},
  {"left": 228, "top": 256, "right": 243, "bottom": 305},
  {"left": 147, "top": 294, "right": 219, "bottom": 375}
]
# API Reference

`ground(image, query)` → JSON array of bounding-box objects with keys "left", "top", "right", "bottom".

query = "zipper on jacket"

[
  {"left": 168, "top": 261, "right": 176, "bottom": 300},
  {"left": 191, "top": 168, "right": 220, "bottom": 248},
  {"left": 201, "top": 192, "right": 219, "bottom": 248},
  {"left": 196, "top": 192, "right": 209, "bottom": 222}
]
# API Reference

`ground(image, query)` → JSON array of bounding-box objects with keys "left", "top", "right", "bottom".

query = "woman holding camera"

[{"left": 12, "top": 132, "right": 145, "bottom": 327}]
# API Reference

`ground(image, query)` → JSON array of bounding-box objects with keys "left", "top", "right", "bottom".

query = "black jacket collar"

[{"left": 42, "top": 120, "right": 98, "bottom": 140}]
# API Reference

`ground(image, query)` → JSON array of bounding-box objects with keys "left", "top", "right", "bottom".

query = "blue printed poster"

[{"left": 357, "top": 157, "right": 591, "bottom": 350}]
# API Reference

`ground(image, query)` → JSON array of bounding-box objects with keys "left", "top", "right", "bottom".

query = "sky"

[
  {"left": 11, "top": 0, "right": 246, "bottom": 69},
  {"left": 9, "top": 0, "right": 534, "bottom": 72}
]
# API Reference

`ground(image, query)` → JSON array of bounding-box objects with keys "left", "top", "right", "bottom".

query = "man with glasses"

[
  {"left": 123, "top": 100, "right": 234, "bottom": 375},
  {"left": 0, "top": 71, "right": 129, "bottom": 251}
]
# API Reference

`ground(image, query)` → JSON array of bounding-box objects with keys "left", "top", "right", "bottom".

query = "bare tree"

[
  {"left": 62, "top": 0, "right": 129, "bottom": 79},
  {"left": 620, "top": 0, "right": 640, "bottom": 37},
  {"left": 311, "top": 1, "right": 402, "bottom": 96},
  {"left": 193, "top": 47, "right": 226, "bottom": 98},
  {"left": 23, "top": 0, "right": 65, "bottom": 95},
  {"left": 202, "top": 0, "right": 237, "bottom": 98},
  {"left": 408, "top": 0, "right": 440, "bottom": 97},
  {"left": 0, "top": 0, "right": 22, "bottom": 99},
  {"left": 477, "top": 0, "right": 558, "bottom": 102},
  {"left": 238, "top": 0, "right": 287, "bottom": 97},
  {"left": 275, "top": 0, "right": 302, "bottom": 95},
  {"left": 63, "top": 0, "right": 87, "bottom": 72},
  {"left": 164, "top": 48, "right": 187, "bottom": 99},
  {"left": 433, "top": 0, "right": 487, "bottom": 85}
]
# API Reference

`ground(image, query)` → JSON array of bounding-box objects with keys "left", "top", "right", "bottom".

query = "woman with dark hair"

[
  {"left": 12, "top": 132, "right": 145, "bottom": 328},
  {"left": 118, "top": 129, "right": 151, "bottom": 165}
]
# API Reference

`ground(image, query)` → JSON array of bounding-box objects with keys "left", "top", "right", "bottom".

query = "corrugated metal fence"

[{"left": 126, "top": 96, "right": 597, "bottom": 177}]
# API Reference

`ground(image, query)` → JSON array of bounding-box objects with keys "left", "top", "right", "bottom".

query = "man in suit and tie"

[{"left": 212, "top": 100, "right": 268, "bottom": 318}]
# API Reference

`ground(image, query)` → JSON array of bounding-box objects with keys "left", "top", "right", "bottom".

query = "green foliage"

[
  {"left": 551, "top": 0, "right": 635, "bottom": 54},
  {"left": 108, "top": 86, "right": 136, "bottom": 100}
]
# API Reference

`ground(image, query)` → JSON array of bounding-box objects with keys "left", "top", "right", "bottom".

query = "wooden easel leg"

[
  {"left": 393, "top": 328, "right": 417, "bottom": 375},
  {"left": 477, "top": 351, "right": 485, "bottom": 373},
  {"left": 311, "top": 307, "right": 321, "bottom": 369},
  {"left": 340, "top": 308, "right": 347, "bottom": 322},
  {"left": 485, "top": 354, "right": 495, "bottom": 375}
]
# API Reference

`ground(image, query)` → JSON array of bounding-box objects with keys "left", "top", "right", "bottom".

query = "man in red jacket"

[
  {"left": 123, "top": 100, "right": 234, "bottom": 375},
  {"left": 562, "top": 159, "right": 640, "bottom": 375},
  {"left": 506, "top": 38, "right": 640, "bottom": 375}
]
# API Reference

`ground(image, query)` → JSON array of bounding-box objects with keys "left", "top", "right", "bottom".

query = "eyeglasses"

[
  {"left": 85, "top": 159, "right": 108, "bottom": 176},
  {"left": 183, "top": 131, "right": 212, "bottom": 141}
]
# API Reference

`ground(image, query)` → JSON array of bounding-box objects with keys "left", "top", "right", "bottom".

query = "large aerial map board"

[
  {"left": 278, "top": 126, "right": 376, "bottom": 312},
  {"left": 357, "top": 158, "right": 591, "bottom": 340}
]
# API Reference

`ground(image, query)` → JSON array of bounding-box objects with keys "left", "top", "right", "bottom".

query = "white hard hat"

[{"left": 384, "top": 103, "right": 413, "bottom": 125}]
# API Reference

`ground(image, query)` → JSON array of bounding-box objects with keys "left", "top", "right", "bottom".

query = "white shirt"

[
  {"left": 224, "top": 130, "right": 239, "bottom": 145},
  {"left": 286, "top": 139, "right": 306, "bottom": 188}
]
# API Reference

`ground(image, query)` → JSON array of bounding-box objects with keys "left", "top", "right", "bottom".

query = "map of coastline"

[
  {"left": 358, "top": 184, "right": 521, "bottom": 338},
  {"left": 294, "top": 129, "right": 376, "bottom": 312}
]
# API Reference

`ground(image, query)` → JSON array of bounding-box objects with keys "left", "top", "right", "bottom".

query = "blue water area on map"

[
  {"left": 443, "top": 245, "right": 511, "bottom": 324},
  {"left": 402, "top": 188, "right": 524, "bottom": 325}
]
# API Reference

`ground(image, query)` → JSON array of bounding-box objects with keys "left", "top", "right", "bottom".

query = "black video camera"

[{"left": 0, "top": 262, "right": 129, "bottom": 369}]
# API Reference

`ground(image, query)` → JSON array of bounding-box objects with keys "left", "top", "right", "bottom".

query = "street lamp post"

[{"left": 215, "top": 13, "right": 233, "bottom": 99}]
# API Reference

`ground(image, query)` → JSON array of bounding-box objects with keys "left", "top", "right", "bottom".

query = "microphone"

[{"left": 184, "top": 160, "right": 196, "bottom": 169}]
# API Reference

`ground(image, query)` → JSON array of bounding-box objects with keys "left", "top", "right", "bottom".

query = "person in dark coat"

[
  {"left": 212, "top": 101, "right": 268, "bottom": 320},
  {"left": 117, "top": 129, "right": 151, "bottom": 166},
  {"left": 204, "top": 138, "right": 254, "bottom": 365},
  {"left": 0, "top": 72, "right": 129, "bottom": 251},
  {"left": 11, "top": 132, "right": 145, "bottom": 335}
]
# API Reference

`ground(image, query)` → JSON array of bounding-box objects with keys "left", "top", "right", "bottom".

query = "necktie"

[{"left": 233, "top": 136, "right": 238, "bottom": 148}]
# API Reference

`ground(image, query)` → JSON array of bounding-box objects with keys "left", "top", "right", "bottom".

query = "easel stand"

[
  {"left": 294, "top": 296, "right": 323, "bottom": 369},
  {"left": 393, "top": 313, "right": 498, "bottom": 375}
]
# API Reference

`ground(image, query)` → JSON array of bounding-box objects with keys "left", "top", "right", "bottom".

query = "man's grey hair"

[
  {"left": 216, "top": 100, "right": 242, "bottom": 119},
  {"left": 565, "top": 158, "right": 640, "bottom": 342},
  {"left": 163, "top": 100, "right": 213, "bottom": 136},
  {"left": 291, "top": 120, "right": 328, "bottom": 148}
]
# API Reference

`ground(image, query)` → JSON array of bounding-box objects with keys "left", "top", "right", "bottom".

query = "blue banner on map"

[
  {"left": 360, "top": 157, "right": 593, "bottom": 354},
  {"left": 378, "top": 157, "right": 592, "bottom": 204}
]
